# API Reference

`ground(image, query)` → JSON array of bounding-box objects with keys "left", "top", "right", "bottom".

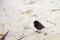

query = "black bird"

[{"left": 33, "top": 20, "right": 45, "bottom": 33}]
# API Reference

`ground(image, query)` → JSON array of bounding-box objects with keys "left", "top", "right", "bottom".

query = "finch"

[{"left": 33, "top": 20, "right": 45, "bottom": 33}]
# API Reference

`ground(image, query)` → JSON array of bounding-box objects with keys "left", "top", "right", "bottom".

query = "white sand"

[{"left": 0, "top": 0, "right": 60, "bottom": 40}]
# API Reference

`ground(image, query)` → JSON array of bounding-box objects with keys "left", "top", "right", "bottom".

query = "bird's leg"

[{"left": 35, "top": 30, "right": 41, "bottom": 33}]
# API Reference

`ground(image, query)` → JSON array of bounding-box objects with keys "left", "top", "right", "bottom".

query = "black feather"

[{"left": 0, "top": 31, "right": 9, "bottom": 40}]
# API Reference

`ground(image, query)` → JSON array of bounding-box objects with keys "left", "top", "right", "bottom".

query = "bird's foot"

[{"left": 35, "top": 30, "right": 41, "bottom": 33}]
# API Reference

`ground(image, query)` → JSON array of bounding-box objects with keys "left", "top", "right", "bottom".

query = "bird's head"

[{"left": 33, "top": 20, "right": 39, "bottom": 24}]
